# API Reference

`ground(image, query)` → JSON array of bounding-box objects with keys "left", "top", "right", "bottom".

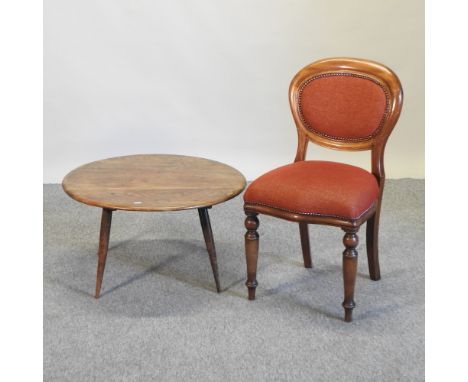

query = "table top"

[{"left": 62, "top": 154, "right": 246, "bottom": 211}]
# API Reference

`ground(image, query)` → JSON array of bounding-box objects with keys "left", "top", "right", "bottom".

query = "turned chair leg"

[
  {"left": 245, "top": 212, "right": 259, "bottom": 300},
  {"left": 342, "top": 228, "right": 359, "bottom": 322},
  {"left": 299, "top": 222, "right": 312, "bottom": 268},
  {"left": 366, "top": 212, "right": 381, "bottom": 281},
  {"left": 95, "top": 208, "right": 113, "bottom": 298},
  {"left": 198, "top": 207, "right": 221, "bottom": 293}
]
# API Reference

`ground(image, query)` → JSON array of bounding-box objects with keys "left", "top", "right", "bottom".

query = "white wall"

[{"left": 44, "top": 0, "right": 424, "bottom": 182}]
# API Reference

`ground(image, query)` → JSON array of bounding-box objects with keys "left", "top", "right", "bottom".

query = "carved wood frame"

[
  {"left": 244, "top": 57, "right": 404, "bottom": 228},
  {"left": 243, "top": 58, "right": 403, "bottom": 321}
]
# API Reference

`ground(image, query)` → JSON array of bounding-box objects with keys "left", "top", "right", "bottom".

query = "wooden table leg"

[
  {"left": 198, "top": 207, "right": 221, "bottom": 293},
  {"left": 95, "top": 208, "right": 113, "bottom": 298}
]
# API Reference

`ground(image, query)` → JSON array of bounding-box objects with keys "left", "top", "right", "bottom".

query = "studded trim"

[
  {"left": 297, "top": 72, "right": 391, "bottom": 142},
  {"left": 245, "top": 200, "right": 376, "bottom": 223}
]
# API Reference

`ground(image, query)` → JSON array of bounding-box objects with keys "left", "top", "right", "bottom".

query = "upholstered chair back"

[{"left": 289, "top": 58, "right": 403, "bottom": 152}]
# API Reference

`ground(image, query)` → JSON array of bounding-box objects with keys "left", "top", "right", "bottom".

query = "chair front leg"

[
  {"left": 245, "top": 212, "right": 259, "bottom": 300},
  {"left": 342, "top": 227, "right": 359, "bottom": 322}
]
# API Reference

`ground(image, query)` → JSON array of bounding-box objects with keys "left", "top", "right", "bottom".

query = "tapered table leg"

[
  {"left": 198, "top": 207, "right": 221, "bottom": 292},
  {"left": 95, "top": 208, "right": 113, "bottom": 298}
]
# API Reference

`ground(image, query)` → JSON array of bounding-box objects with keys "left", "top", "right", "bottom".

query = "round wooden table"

[{"left": 62, "top": 154, "right": 246, "bottom": 297}]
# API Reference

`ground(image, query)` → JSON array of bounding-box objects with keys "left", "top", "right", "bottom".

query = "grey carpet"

[{"left": 44, "top": 180, "right": 424, "bottom": 381}]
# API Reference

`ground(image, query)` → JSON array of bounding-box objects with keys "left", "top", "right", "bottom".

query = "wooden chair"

[{"left": 243, "top": 58, "right": 403, "bottom": 322}]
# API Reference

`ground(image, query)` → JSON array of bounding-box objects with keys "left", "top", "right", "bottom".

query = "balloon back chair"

[{"left": 243, "top": 58, "right": 403, "bottom": 322}]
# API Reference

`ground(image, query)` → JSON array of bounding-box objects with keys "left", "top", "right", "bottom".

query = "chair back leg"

[
  {"left": 366, "top": 211, "right": 381, "bottom": 281},
  {"left": 299, "top": 222, "right": 313, "bottom": 268}
]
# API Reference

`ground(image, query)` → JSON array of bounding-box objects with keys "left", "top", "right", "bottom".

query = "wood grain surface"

[{"left": 62, "top": 154, "right": 246, "bottom": 211}]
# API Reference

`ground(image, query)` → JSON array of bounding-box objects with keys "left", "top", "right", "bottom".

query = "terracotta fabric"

[
  {"left": 244, "top": 161, "right": 379, "bottom": 221},
  {"left": 299, "top": 75, "right": 387, "bottom": 139}
]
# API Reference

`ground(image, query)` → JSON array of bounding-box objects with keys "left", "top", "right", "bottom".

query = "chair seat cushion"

[{"left": 244, "top": 161, "right": 379, "bottom": 221}]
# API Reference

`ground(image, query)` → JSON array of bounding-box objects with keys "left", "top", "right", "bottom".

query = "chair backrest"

[{"left": 289, "top": 57, "right": 403, "bottom": 183}]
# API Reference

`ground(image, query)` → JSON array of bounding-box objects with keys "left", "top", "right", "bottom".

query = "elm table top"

[{"left": 62, "top": 154, "right": 246, "bottom": 211}]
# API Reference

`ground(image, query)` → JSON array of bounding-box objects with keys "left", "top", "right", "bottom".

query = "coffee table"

[{"left": 62, "top": 154, "right": 246, "bottom": 297}]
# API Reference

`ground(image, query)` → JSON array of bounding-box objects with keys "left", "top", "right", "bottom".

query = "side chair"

[{"left": 243, "top": 57, "right": 403, "bottom": 322}]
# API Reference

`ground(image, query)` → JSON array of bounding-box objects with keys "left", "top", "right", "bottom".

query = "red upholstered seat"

[{"left": 244, "top": 160, "right": 379, "bottom": 221}]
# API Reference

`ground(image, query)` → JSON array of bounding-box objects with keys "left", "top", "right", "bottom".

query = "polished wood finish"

[
  {"left": 95, "top": 208, "right": 112, "bottom": 298},
  {"left": 244, "top": 58, "right": 403, "bottom": 321},
  {"left": 289, "top": 58, "right": 403, "bottom": 153},
  {"left": 299, "top": 223, "right": 312, "bottom": 268},
  {"left": 342, "top": 228, "right": 359, "bottom": 322},
  {"left": 63, "top": 154, "right": 246, "bottom": 212},
  {"left": 244, "top": 202, "right": 376, "bottom": 229},
  {"left": 198, "top": 207, "right": 221, "bottom": 292},
  {"left": 63, "top": 154, "right": 246, "bottom": 297},
  {"left": 244, "top": 213, "right": 259, "bottom": 300},
  {"left": 366, "top": 213, "right": 381, "bottom": 280}
]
